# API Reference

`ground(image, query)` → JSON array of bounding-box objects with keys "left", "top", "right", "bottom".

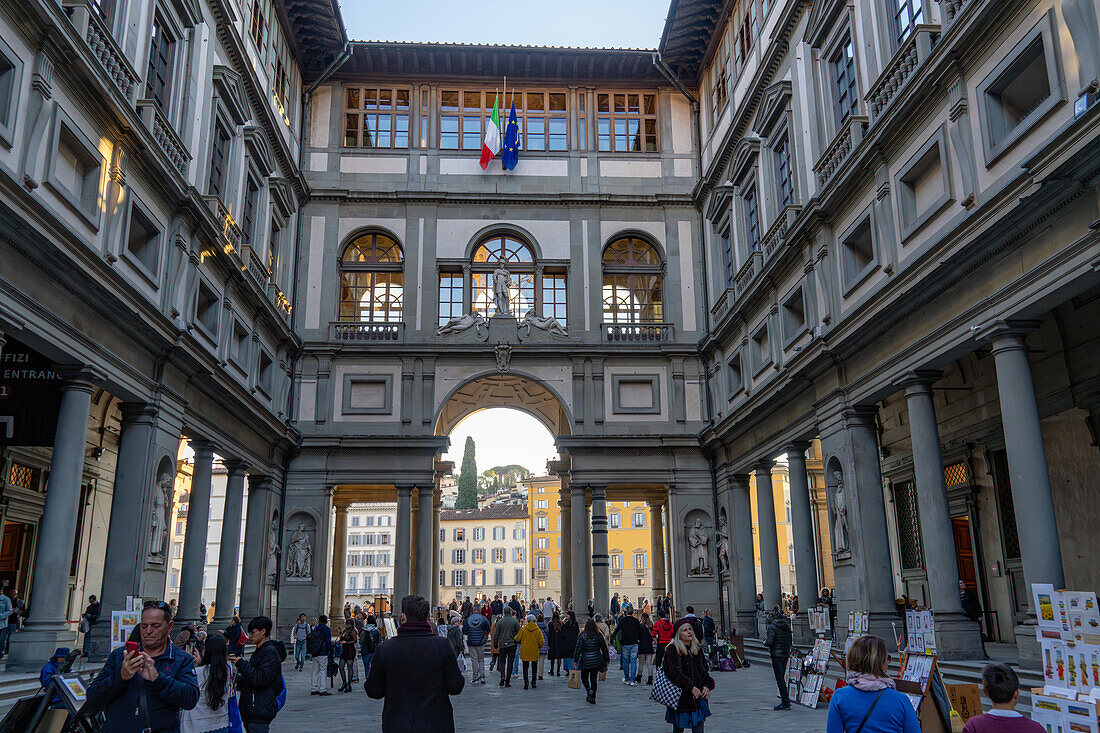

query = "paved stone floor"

[{"left": 274, "top": 657, "right": 828, "bottom": 732}]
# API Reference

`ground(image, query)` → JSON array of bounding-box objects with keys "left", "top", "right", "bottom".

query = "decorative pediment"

[
  {"left": 268, "top": 176, "right": 295, "bottom": 219},
  {"left": 168, "top": 0, "right": 204, "bottom": 27},
  {"left": 730, "top": 136, "right": 762, "bottom": 185},
  {"left": 212, "top": 66, "right": 250, "bottom": 126},
  {"left": 243, "top": 126, "right": 275, "bottom": 176},
  {"left": 704, "top": 190, "right": 731, "bottom": 222},
  {"left": 806, "top": 0, "right": 850, "bottom": 47},
  {"left": 756, "top": 80, "right": 793, "bottom": 137}
]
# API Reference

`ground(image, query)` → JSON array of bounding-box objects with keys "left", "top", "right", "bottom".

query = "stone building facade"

[{"left": 439, "top": 506, "right": 530, "bottom": 604}]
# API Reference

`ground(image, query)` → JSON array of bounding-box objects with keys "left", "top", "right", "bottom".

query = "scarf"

[
  {"left": 845, "top": 671, "right": 896, "bottom": 691},
  {"left": 397, "top": 621, "right": 433, "bottom": 635}
]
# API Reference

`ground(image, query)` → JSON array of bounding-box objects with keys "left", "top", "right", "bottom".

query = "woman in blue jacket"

[{"left": 826, "top": 635, "right": 920, "bottom": 733}]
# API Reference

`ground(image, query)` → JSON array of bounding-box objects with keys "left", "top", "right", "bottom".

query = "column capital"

[
  {"left": 842, "top": 406, "right": 879, "bottom": 428},
  {"left": 57, "top": 365, "right": 103, "bottom": 392},
  {"left": 979, "top": 319, "right": 1041, "bottom": 347},
  {"left": 221, "top": 459, "right": 249, "bottom": 477},
  {"left": 753, "top": 459, "right": 775, "bottom": 473},
  {"left": 784, "top": 441, "right": 812, "bottom": 458},
  {"left": 188, "top": 438, "right": 217, "bottom": 459},
  {"left": 119, "top": 401, "right": 157, "bottom": 424},
  {"left": 395, "top": 484, "right": 414, "bottom": 497},
  {"left": 588, "top": 484, "right": 608, "bottom": 498},
  {"left": 246, "top": 473, "right": 274, "bottom": 492},
  {"left": 896, "top": 369, "right": 943, "bottom": 393},
  {"left": 334, "top": 503, "right": 350, "bottom": 514}
]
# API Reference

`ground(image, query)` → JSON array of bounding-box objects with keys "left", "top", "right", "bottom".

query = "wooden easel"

[{"left": 897, "top": 652, "right": 948, "bottom": 733}]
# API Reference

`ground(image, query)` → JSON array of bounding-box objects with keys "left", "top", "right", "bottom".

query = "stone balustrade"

[
  {"left": 814, "top": 115, "right": 868, "bottom": 190},
  {"left": 63, "top": 0, "right": 139, "bottom": 101},
  {"left": 137, "top": 100, "right": 191, "bottom": 177},
  {"left": 866, "top": 27, "right": 940, "bottom": 121},
  {"left": 603, "top": 322, "right": 670, "bottom": 342},
  {"left": 330, "top": 321, "right": 402, "bottom": 341}
]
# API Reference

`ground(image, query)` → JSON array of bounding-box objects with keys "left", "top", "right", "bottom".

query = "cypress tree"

[{"left": 456, "top": 436, "right": 478, "bottom": 509}]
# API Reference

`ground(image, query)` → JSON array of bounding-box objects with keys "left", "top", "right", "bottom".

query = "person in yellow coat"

[{"left": 514, "top": 614, "right": 545, "bottom": 690}]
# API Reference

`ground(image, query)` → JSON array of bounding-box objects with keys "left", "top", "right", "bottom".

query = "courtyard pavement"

[{"left": 273, "top": 655, "right": 829, "bottom": 732}]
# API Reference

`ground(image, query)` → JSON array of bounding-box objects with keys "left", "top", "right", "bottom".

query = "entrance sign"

[{"left": 0, "top": 337, "right": 62, "bottom": 447}]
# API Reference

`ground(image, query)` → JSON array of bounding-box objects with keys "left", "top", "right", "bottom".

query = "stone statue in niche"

[
  {"left": 832, "top": 469, "right": 850, "bottom": 556},
  {"left": 518, "top": 310, "right": 568, "bottom": 339},
  {"left": 148, "top": 474, "right": 172, "bottom": 561},
  {"left": 285, "top": 523, "right": 313, "bottom": 579},
  {"left": 267, "top": 520, "right": 280, "bottom": 579},
  {"left": 687, "top": 518, "right": 711, "bottom": 576},
  {"left": 715, "top": 514, "right": 731, "bottom": 575},
  {"left": 436, "top": 312, "right": 489, "bottom": 340},
  {"left": 492, "top": 259, "right": 512, "bottom": 316}
]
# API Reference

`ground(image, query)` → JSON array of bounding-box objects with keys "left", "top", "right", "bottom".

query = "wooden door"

[
  {"left": 0, "top": 522, "right": 28, "bottom": 594},
  {"left": 952, "top": 518, "right": 977, "bottom": 588}
]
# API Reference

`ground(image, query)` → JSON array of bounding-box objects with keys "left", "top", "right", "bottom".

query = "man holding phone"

[{"left": 86, "top": 600, "right": 199, "bottom": 732}]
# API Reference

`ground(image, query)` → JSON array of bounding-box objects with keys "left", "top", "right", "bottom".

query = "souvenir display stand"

[{"left": 1028, "top": 583, "right": 1100, "bottom": 733}]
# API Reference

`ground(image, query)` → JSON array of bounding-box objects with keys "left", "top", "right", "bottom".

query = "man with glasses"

[
  {"left": 232, "top": 615, "right": 287, "bottom": 733},
  {"left": 86, "top": 600, "right": 199, "bottom": 732}
]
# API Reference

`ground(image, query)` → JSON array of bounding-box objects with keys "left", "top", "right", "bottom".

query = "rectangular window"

[
  {"left": 541, "top": 273, "right": 567, "bottom": 323},
  {"left": 514, "top": 569, "right": 523, "bottom": 585},
  {"left": 634, "top": 553, "right": 646, "bottom": 569},
  {"left": 454, "top": 528, "right": 464, "bottom": 541},
  {"left": 344, "top": 87, "right": 411, "bottom": 148},
  {"left": 439, "top": 528, "right": 445, "bottom": 542},
  {"left": 172, "top": 543, "right": 182, "bottom": 559},
  {"left": 453, "top": 570, "right": 466, "bottom": 586},
  {"left": 365, "top": 516, "right": 375, "bottom": 526},
  {"left": 709, "top": 35, "right": 730, "bottom": 125},
  {"left": 439, "top": 89, "right": 569, "bottom": 151},
  {"left": 420, "top": 87, "right": 429, "bottom": 148},
  {"left": 831, "top": 35, "right": 859, "bottom": 126},
  {"left": 891, "top": 0, "right": 923, "bottom": 46},
  {"left": 146, "top": 16, "right": 175, "bottom": 113},
  {"left": 51, "top": 122, "right": 103, "bottom": 222},
  {"left": 175, "top": 520, "right": 184, "bottom": 535},
  {"left": 577, "top": 92, "right": 587, "bottom": 151},
  {"left": 438, "top": 274, "right": 464, "bottom": 325},
  {"left": 493, "top": 548, "right": 505, "bottom": 563},
  {"left": 719, "top": 223, "right": 733, "bottom": 287},
  {"left": 474, "top": 569, "right": 485, "bottom": 586},
  {"left": 728, "top": 354, "right": 744, "bottom": 396},
  {"left": 982, "top": 32, "right": 1055, "bottom": 157},
  {"left": 513, "top": 527, "right": 525, "bottom": 540},
  {"left": 632, "top": 512, "right": 646, "bottom": 528},
  {"left": 611, "top": 554, "right": 623, "bottom": 570},
  {"left": 272, "top": 56, "right": 288, "bottom": 119},
  {"left": 513, "top": 547, "right": 524, "bottom": 563},
  {"left": 208, "top": 120, "right": 230, "bottom": 198},
  {"left": 752, "top": 322, "right": 771, "bottom": 373},
  {"left": 351, "top": 516, "right": 360, "bottom": 527},
  {"left": 841, "top": 215, "right": 876, "bottom": 288},
  {"left": 495, "top": 568, "right": 504, "bottom": 585},
  {"left": 249, "top": 0, "right": 265, "bottom": 50},
  {"left": 782, "top": 287, "right": 806, "bottom": 342},
  {"left": 596, "top": 92, "right": 658, "bottom": 152},
  {"left": 379, "top": 515, "right": 391, "bottom": 526},
  {"left": 452, "top": 549, "right": 465, "bottom": 564},
  {"left": 609, "top": 514, "right": 621, "bottom": 529},
  {"left": 440, "top": 570, "right": 447, "bottom": 586},
  {"left": 493, "top": 526, "right": 505, "bottom": 541},
  {"left": 535, "top": 500, "right": 548, "bottom": 509},
  {"left": 773, "top": 133, "right": 794, "bottom": 209},
  {"left": 194, "top": 281, "right": 219, "bottom": 338},
  {"left": 535, "top": 556, "right": 549, "bottom": 571},
  {"left": 535, "top": 537, "right": 549, "bottom": 549},
  {"left": 473, "top": 548, "right": 485, "bottom": 563},
  {"left": 242, "top": 177, "right": 260, "bottom": 244},
  {"left": 0, "top": 49, "right": 17, "bottom": 140},
  {"left": 743, "top": 185, "right": 761, "bottom": 252},
  {"left": 535, "top": 516, "right": 548, "bottom": 531},
  {"left": 473, "top": 527, "right": 485, "bottom": 541},
  {"left": 126, "top": 204, "right": 160, "bottom": 275}
]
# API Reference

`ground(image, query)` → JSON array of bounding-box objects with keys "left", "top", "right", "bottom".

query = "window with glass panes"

[
  {"left": 735, "top": 0, "right": 759, "bottom": 70},
  {"left": 249, "top": 0, "right": 265, "bottom": 49},
  {"left": 272, "top": 56, "right": 287, "bottom": 117},
  {"left": 602, "top": 237, "right": 664, "bottom": 323},
  {"left": 719, "top": 221, "right": 734, "bottom": 287},
  {"left": 596, "top": 93, "right": 658, "bottom": 152},
  {"left": 891, "top": 0, "right": 923, "bottom": 46},
  {"left": 708, "top": 36, "right": 730, "bottom": 125},
  {"left": 268, "top": 221, "right": 280, "bottom": 281},
  {"left": 611, "top": 554, "right": 623, "bottom": 570},
  {"left": 831, "top": 35, "right": 859, "bottom": 126},
  {"left": 773, "top": 133, "right": 794, "bottom": 208},
  {"left": 634, "top": 553, "right": 646, "bottom": 568},
  {"left": 208, "top": 120, "right": 230, "bottom": 198},
  {"left": 438, "top": 274, "right": 463, "bottom": 325},
  {"left": 242, "top": 176, "right": 259, "bottom": 243},
  {"left": 542, "top": 273, "right": 566, "bottom": 323},
  {"left": 146, "top": 16, "right": 174, "bottom": 112},
  {"left": 577, "top": 92, "right": 588, "bottom": 151},
  {"left": 439, "top": 89, "right": 568, "bottom": 151},
  {"left": 743, "top": 185, "right": 761, "bottom": 251},
  {"left": 345, "top": 88, "right": 411, "bottom": 148},
  {"left": 338, "top": 232, "right": 403, "bottom": 322},
  {"left": 471, "top": 234, "right": 535, "bottom": 317}
]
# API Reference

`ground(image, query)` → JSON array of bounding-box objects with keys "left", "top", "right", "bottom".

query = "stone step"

[{"left": 0, "top": 660, "right": 105, "bottom": 715}]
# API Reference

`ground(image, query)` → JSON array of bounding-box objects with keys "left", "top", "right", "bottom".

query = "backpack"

[
  {"left": 361, "top": 627, "right": 381, "bottom": 654},
  {"left": 306, "top": 627, "right": 326, "bottom": 656},
  {"left": 275, "top": 672, "right": 287, "bottom": 711},
  {"left": 238, "top": 628, "right": 248, "bottom": 647}
]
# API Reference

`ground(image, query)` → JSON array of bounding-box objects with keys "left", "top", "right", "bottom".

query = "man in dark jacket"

[
  {"left": 461, "top": 598, "right": 473, "bottom": 619},
  {"left": 86, "top": 601, "right": 199, "bottom": 732},
  {"left": 764, "top": 608, "right": 793, "bottom": 710},
  {"left": 463, "top": 605, "right": 490, "bottom": 684},
  {"left": 490, "top": 596, "right": 504, "bottom": 618},
  {"left": 613, "top": 612, "right": 643, "bottom": 686},
  {"left": 701, "top": 610, "right": 717, "bottom": 650},
  {"left": 224, "top": 615, "right": 246, "bottom": 656},
  {"left": 308, "top": 614, "right": 333, "bottom": 695},
  {"left": 492, "top": 607, "right": 522, "bottom": 687},
  {"left": 507, "top": 595, "right": 523, "bottom": 617},
  {"left": 366, "top": 595, "right": 464, "bottom": 732},
  {"left": 233, "top": 616, "right": 286, "bottom": 733}
]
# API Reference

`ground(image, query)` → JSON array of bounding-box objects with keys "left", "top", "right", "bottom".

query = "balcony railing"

[
  {"left": 204, "top": 196, "right": 243, "bottom": 254},
  {"left": 272, "top": 287, "right": 292, "bottom": 320},
  {"left": 63, "top": 0, "right": 139, "bottom": 101},
  {"left": 241, "top": 244, "right": 271, "bottom": 291},
  {"left": 331, "top": 321, "right": 404, "bottom": 341},
  {"left": 760, "top": 205, "right": 801, "bottom": 263},
  {"left": 866, "top": 27, "right": 940, "bottom": 121},
  {"left": 937, "top": 0, "right": 969, "bottom": 24},
  {"left": 137, "top": 100, "right": 191, "bottom": 177},
  {"left": 814, "top": 115, "right": 868, "bottom": 189},
  {"left": 603, "top": 322, "right": 671, "bottom": 342},
  {"left": 733, "top": 250, "right": 762, "bottom": 300}
]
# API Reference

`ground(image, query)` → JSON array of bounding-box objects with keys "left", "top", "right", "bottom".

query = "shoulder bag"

[
  {"left": 854, "top": 689, "right": 886, "bottom": 733},
  {"left": 649, "top": 666, "right": 681, "bottom": 708}
]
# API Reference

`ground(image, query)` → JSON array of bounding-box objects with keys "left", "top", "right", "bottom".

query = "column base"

[
  {"left": 931, "top": 612, "right": 986, "bottom": 660},
  {"left": 792, "top": 615, "right": 816, "bottom": 646},
  {"left": 735, "top": 610, "right": 758, "bottom": 639},
  {"left": 864, "top": 611, "right": 906, "bottom": 653},
  {"left": 6, "top": 624, "right": 78, "bottom": 670},
  {"left": 87, "top": 625, "right": 118, "bottom": 661},
  {"left": 1014, "top": 621, "right": 1041, "bottom": 660}
]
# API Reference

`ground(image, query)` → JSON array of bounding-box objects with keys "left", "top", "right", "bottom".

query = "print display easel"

[
  {"left": 0, "top": 672, "right": 99, "bottom": 733},
  {"left": 787, "top": 605, "right": 838, "bottom": 709},
  {"left": 1027, "top": 582, "right": 1100, "bottom": 733}
]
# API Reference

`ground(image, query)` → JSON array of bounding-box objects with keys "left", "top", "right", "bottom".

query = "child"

[{"left": 962, "top": 663, "right": 1043, "bottom": 733}]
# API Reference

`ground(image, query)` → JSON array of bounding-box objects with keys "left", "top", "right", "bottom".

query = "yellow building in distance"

[{"left": 524, "top": 476, "right": 655, "bottom": 607}]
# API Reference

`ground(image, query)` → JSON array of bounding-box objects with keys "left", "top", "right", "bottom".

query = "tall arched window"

[
  {"left": 602, "top": 236, "right": 663, "bottom": 323},
  {"left": 338, "top": 231, "right": 403, "bottom": 322},
  {"left": 471, "top": 234, "right": 534, "bottom": 317}
]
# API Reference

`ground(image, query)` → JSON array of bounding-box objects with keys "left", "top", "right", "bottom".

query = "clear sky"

[
  {"left": 442, "top": 407, "right": 558, "bottom": 477},
  {"left": 342, "top": 0, "right": 671, "bottom": 49}
]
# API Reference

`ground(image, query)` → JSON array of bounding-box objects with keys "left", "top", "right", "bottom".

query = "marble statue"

[
  {"left": 519, "top": 309, "right": 568, "bottom": 339},
  {"left": 436, "top": 312, "right": 488, "bottom": 339},
  {"left": 492, "top": 259, "right": 512, "bottom": 316},
  {"left": 267, "top": 520, "right": 279, "bottom": 579},
  {"left": 832, "top": 470, "right": 850, "bottom": 554},
  {"left": 688, "top": 518, "right": 710, "bottom": 575},
  {"left": 716, "top": 514, "right": 731, "bottom": 575},
  {"left": 148, "top": 474, "right": 171, "bottom": 560},
  {"left": 285, "top": 523, "right": 312, "bottom": 579}
]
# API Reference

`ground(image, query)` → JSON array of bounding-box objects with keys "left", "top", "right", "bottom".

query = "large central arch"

[{"left": 435, "top": 371, "right": 573, "bottom": 439}]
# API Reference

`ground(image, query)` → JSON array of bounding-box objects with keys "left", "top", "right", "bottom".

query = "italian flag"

[{"left": 479, "top": 96, "right": 501, "bottom": 170}]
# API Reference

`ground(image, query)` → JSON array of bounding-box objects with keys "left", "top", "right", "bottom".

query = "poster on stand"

[{"left": 110, "top": 610, "right": 140, "bottom": 650}]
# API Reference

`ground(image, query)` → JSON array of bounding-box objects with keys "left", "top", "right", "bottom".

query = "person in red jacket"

[{"left": 652, "top": 612, "right": 675, "bottom": 668}]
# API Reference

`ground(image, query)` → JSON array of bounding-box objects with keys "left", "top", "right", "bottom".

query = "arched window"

[
  {"left": 602, "top": 236, "right": 663, "bottom": 323},
  {"left": 338, "top": 232, "right": 403, "bottom": 322},
  {"left": 471, "top": 234, "right": 535, "bottom": 317}
]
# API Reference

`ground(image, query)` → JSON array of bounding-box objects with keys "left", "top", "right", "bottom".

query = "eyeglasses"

[{"left": 143, "top": 601, "right": 171, "bottom": 610}]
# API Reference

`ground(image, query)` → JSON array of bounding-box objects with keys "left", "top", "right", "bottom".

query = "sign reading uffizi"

[{"left": 0, "top": 338, "right": 63, "bottom": 447}]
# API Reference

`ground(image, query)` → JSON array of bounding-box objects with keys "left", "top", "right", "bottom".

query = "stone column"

[
  {"left": 415, "top": 487, "right": 434, "bottom": 598},
  {"left": 650, "top": 500, "right": 667, "bottom": 598},
  {"left": 754, "top": 461, "right": 782, "bottom": 609},
  {"left": 590, "top": 485, "right": 609, "bottom": 615},
  {"left": 9, "top": 369, "right": 96, "bottom": 665},
  {"left": 177, "top": 439, "right": 215, "bottom": 625},
  {"left": 394, "top": 486, "right": 413, "bottom": 603},
  {"left": 787, "top": 444, "right": 820, "bottom": 643},
  {"left": 901, "top": 373, "right": 984, "bottom": 658},
  {"left": 239, "top": 475, "right": 273, "bottom": 620},
  {"left": 560, "top": 492, "right": 572, "bottom": 608},
  {"left": 987, "top": 326, "right": 1064, "bottom": 589},
  {"left": 431, "top": 499, "right": 441, "bottom": 608},
  {"left": 329, "top": 504, "right": 349, "bottom": 620},
  {"left": 729, "top": 473, "right": 759, "bottom": 636},
  {"left": 90, "top": 402, "right": 158, "bottom": 657},
  {"left": 570, "top": 485, "right": 589, "bottom": 614},
  {"left": 213, "top": 461, "right": 248, "bottom": 626}
]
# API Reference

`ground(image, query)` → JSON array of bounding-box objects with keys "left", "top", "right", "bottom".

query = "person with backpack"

[
  {"left": 653, "top": 612, "right": 675, "bottom": 668},
  {"left": 307, "top": 614, "right": 332, "bottom": 696},
  {"left": 492, "top": 607, "right": 521, "bottom": 687},
  {"left": 573, "top": 617, "right": 610, "bottom": 705},
  {"left": 638, "top": 612, "right": 655, "bottom": 685},
  {"left": 827, "top": 635, "right": 920, "bottom": 733},
  {"left": 764, "top": 606, "right": 793, "bottom": 711},
  {"left": 224, "top": 616, "right": 246, "bottom": 657},
  {"left": 292, "top": 614, "right": 311, "bottom": 671},
  {"left": 462, "top": 604, "right": 490, "bottom": 684},
  {"left": 360, "top": 615, "right": 382, "bottom": 679},
  {"left": 613, "top": 610, "right": 642, "bottom": 686},
  {"left": 232, "top": 616, "right": 286, "bottom": 733}
]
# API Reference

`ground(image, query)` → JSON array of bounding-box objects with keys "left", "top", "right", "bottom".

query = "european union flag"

[{"left": 501, "top": 101, "right": 520, "bottom": 171}]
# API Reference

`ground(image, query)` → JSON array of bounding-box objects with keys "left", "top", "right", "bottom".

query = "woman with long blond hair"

[{"left": 661, "top": 617, "right": 715, "bottom": 733}]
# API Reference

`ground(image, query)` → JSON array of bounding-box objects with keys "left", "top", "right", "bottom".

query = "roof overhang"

[
  {"left": 658, "top": 0, "right": 725, "bottom": 81},
  {"left": 280, "top": 0, "right": 347, "bottom": 81}
]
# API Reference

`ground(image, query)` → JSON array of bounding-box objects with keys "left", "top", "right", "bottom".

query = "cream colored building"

[{"left": 439, "top": 506, "right": 529, "bottom": 604}]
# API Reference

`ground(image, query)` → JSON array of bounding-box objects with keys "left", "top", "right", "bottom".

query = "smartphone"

[{"left": 125, "top": 641, "right": 140, "bottom": 655}]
